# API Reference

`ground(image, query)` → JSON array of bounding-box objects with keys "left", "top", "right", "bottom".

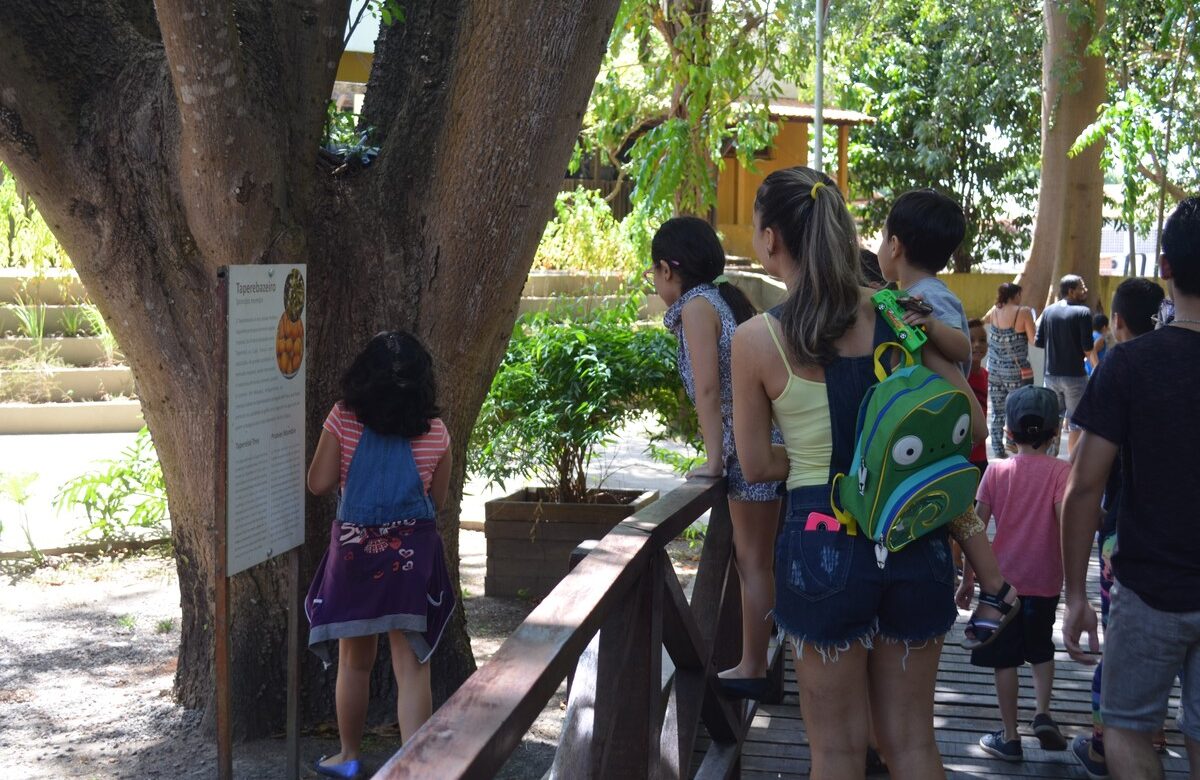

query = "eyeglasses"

[{"left": 642, "top": 259, "right": 679, "bottom": 283}]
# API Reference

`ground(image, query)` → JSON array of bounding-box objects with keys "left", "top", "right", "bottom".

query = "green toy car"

[{"left": 871, "top": 288, "right": 929, "bottom": 352}]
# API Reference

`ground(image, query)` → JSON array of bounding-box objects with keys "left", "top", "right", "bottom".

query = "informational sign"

[{"left": 225, "top": 264, "right": 307, "bottom": 576}]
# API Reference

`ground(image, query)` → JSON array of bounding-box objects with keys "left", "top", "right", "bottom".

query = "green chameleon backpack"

[{"left": 831, "top": 343, "right": 979, "bottom": 553}]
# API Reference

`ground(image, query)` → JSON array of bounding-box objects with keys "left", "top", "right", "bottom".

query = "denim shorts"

[
  {"left": 1102, "top": 582, "right": 1200, "bottom": 740},
  {"left": 772, "top": 485, "right": 958, "bottom": 652},
  {"left": 725, "top": 454, "right": 783, "bottom": 503}
]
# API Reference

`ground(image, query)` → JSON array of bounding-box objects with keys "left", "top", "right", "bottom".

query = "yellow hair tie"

[{"left": 810, "top": 182, "right": 826, "bottom": 199}]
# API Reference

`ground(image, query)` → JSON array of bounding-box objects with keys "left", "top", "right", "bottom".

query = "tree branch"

[
  {"left": 1137, "top": 163, "right": 1188, "bottom": 204},
  {"left": 152, "top": 0, "right": 287, "bottom": 269},
  {"left": 267, "top": 0, "right": 353, "bottom": 185},
  {"left": 359, "top": 1, "right": 466, "bottom": 151},
  {"left": 0, "top": 1, "right": 156, "bottom": 264}
]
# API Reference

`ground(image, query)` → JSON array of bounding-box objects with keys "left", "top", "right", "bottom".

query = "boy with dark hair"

[
  {"left": 879, "top": 190, "right": 1021, "bottom": 651},
  {"left": 878, "top": 189, "right": 971, "bottom": 375},
  {"left": 1064, "top": 196, "right": 1200, "bottom": 780},
  {"left": 1071, "top": 276, "right": 1166, "bottom": 779},
  {"left": 1111, "top": 277, "right": 1166, "bottom": 339},
  {"left": 968, "top": 386, "right": 1070, "bottom": 761}
]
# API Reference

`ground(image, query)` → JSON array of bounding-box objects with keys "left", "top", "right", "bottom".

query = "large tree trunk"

[
  {"left": 1018, "top": 0, "right": 1106, "bottom": 310},
  {"left": 0, "top": 0, "right": 620, "bottom": 738}
]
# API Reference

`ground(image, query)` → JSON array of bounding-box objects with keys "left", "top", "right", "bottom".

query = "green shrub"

[
  {"left": 533, "top": 187, "right": 653, "bottom": 276},
  {"left": 469, "top": 295, "right": 687, "bottom": 503},
  {"left": 55, "top": 426, "right": 170, "bottom": 542}
]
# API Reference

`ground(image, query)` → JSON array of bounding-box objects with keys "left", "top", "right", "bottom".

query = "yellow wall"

[
  {"left": 717, "top": 122, "right": 809, "bottom": 256},
  {"left": 939, "top": 273, "right": 1167, "bottom": 320},
  {"left": 337, "top": 52, "right": 374, "bottom": 84}
]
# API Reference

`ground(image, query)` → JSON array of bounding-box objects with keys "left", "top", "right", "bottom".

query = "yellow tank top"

[{"left": 763, "top": 314, "right": 833, "bottom": 489}]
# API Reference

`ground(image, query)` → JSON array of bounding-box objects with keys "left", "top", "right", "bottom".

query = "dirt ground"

[{"left": 0, "top": 526, "right": 702, "bottom": 779}]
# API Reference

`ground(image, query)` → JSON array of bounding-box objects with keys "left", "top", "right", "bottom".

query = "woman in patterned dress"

[{"left": 985, "top": 283, "right": 1036, "bottom": 458}]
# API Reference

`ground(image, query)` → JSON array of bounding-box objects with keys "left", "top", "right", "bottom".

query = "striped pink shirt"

[{"left": 322, "top": 402, "right": 450, "bottom": 492}]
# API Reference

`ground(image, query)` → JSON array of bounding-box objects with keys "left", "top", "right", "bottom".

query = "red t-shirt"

[
  {"left": 322, "top": 402, "right": 450, "bottom": 492},
  {"left": 976, "top": 453, "right": 1069, "bottom": 597},
  {"left": 967, "top": 365, "right": 988, "bottom": 463}
]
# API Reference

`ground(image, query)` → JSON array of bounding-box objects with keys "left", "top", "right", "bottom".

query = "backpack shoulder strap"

[{"left": 873, "top": 342, "right": 915, "bottom": 383}]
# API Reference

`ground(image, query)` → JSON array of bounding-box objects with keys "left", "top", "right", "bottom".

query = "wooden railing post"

[{"left": 551, "top": 549, "right": 663, "bottom": 779}]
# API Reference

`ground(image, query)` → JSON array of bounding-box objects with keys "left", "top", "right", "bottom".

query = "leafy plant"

[
  {"left": 81, "top": 304, "right": 120, "bottom": 365},
  {"left": 582, "top": 1, "right": 798, "bottom": 217},
  {"left": 11, "top": 295, "right": 46, "bottom": 340},
  {"left": 0, "top": 472, "right": 43, "bottom": 565},
  {"left": 155, "top": 618, "right": 176, "bottom": 634},
  {"left": 0, "top": 163, "right": 71, "bottom": 270},
  {"left": 533, "top": 187, "right": 648, "bottom": 275},
  {"left": 321, "top": 101, "right": 379, "bottom": 166},
  {"left": 116, "top": 614, "right": 137, "bottom": 631},
  {"left": 469, "top": 295, "right": 685, "bottom": 504},
  {"left": 59, "top": 303, "right": 85, "bottom": 338},
  {"left": 55, "top": 426, "right": 170, "bottom": 543}
]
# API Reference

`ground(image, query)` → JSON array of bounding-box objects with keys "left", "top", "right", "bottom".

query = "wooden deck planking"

[{"left": 696, "top": 551, "right": 1190, "bottom": 778}]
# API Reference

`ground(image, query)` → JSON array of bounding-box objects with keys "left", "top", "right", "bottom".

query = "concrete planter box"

[
  {"left": 0, "top": 336, "right": 122, "bottom": 366},
  {"left": 517, "top": 294, "right": 667, "bottom": 319},
  {"left": 0, "top": 365, "right": 134, "bottom": 402},
  {"left": 0, "top": 304, "right": 93, "bottom": 336},
  {"left": 0, "top": 269, "right": 87, "bottom": 306},
  {"left": 521, "top": 271, "right": 627, "bottom": 297},
  {"left": 483, "top": 487, "right": 658, "bottom": 599},
  {"left": 0, "top": 399, "right": 143, "bottom": 434}
]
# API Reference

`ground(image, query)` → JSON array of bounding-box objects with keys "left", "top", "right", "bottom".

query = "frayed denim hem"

[
  {"left": 773, "top": 611, "right": 877, "bottom": 663},
  {"left": 874, "top": 634, "right": 947, "bottom": 671}
]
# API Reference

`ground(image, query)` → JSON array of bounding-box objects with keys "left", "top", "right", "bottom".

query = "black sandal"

[{"left": 963, "top": 582, "right": 1020, "bottom": 651}]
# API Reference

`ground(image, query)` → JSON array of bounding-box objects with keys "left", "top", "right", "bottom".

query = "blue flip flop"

[{"left": 312, "top": 755, "right": 361, "bottom": 779}]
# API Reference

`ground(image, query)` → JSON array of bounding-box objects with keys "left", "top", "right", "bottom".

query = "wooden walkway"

[{"left": 720, "top": 559, "right": 1190, "bottom": 778}]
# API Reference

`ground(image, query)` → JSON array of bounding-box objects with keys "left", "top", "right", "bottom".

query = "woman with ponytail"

[
  {"left": 649, "top": 216, "right": 782, "bottom": 699},
  {"left": 732, "top": 167, "right": 985, "bottom": 779}
]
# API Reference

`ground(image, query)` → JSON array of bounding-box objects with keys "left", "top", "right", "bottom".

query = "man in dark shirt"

[
  {"left": 1035, "top": 274, "right": 1093, "bottom": 455},
  {"left": 1063, "top": 197, "right": 1200, "bottom": 780}
]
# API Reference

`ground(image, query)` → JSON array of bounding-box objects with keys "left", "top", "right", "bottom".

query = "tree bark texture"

[
  {"left": 1019, "top": 0, "right": 1106, "bottom": 310},
  {"left": 0, "top": 0, "right": 620, "bottom": 738}
]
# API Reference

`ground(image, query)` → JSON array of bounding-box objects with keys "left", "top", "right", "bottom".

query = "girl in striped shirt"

[{"left": 305, "top": 331, "right": 454, "bottom": 779}]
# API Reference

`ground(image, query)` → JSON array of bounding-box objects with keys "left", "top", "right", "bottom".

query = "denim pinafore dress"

[
  {"left": 771, "top": 310, "right": 958, "bottom": 652},
  {"left": 305, "top": 425, "right": 455, "bottom": 666}
]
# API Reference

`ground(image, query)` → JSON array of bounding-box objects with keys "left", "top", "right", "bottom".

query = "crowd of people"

[
  {"left": 295, "top": 163, "right": 1199, "bottom": 780},
  {"left": 652, "top": 175, "right": 1198, "bottom": 779}
]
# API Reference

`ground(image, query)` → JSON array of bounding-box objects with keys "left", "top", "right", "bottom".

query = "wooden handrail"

[{"left": 373, "top": 477, "right": 774, "bottom": 780}]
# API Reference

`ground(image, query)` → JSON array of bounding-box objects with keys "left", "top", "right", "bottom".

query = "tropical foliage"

[
  {"left": 1071, "top": 0, "right": 1199, "bottom": 257},
  {"left": 826, "top": 0, "right": 1044, "bottom": 269}
]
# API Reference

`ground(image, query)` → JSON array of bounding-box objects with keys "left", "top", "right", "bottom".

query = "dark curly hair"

[{"left": 341, "top": 331, "right": 440, "bottom": 437}]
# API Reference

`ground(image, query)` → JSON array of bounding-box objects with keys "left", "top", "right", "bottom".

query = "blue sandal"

[
  {"left": 963, "top": 582, "right": 1020, "bottom": 651},
  {"left": 312, "top": 756, "right": 361, "bottom": 779}
]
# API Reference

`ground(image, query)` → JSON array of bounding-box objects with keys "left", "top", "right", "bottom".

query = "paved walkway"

[{"left": 0, "top": 418, "right": 690, "bottom": 554}]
